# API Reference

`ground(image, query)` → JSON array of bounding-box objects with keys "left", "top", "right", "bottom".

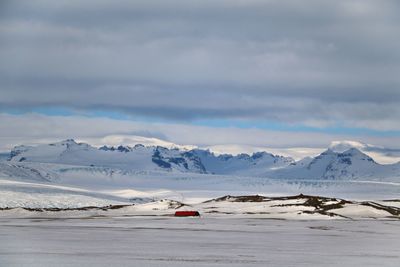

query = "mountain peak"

[
  {"left": 329, "top": 140, "right": 367, "bottom": 153},
  {"left": 342, "top": 147, "right": 363, "bottom": 155},
  {"left": 51, "top": 139, "right": 78, "bottom": 146},
  {"left": 319, "top": 148, "right": 337, "bottom": 156},
  {"left": 316, "top": 147, "right": 372, "bottom": 161},
  {"left": 339, "top": 147, "right": 376, "bottom": 163}
]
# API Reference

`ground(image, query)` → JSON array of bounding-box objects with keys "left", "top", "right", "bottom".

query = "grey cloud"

[{"left": 0, "top": 0, "right": 400, "bottom": 129}]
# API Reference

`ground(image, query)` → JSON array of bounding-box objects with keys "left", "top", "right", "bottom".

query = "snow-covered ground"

[
  {"left": 1, "top": 217, "right": 399, "bottom": 267},
  {"left": 1, "top": 177, "right": 399, "bottom": 220}
]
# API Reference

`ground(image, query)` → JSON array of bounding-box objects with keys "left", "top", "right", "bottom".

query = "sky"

[{"left": 0, "top": 0, "right": 400, "bottom": 161}]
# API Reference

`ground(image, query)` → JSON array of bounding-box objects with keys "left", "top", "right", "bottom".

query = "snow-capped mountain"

[
  {"left": 329, "top": 140, "right": 400, "bottom": 164},
  {"left": 273, "top": 148, "right": 400, "bottom": 180},
  {"left": 4, "top": 139, "right": 400, "bottom": 180},
  {"left": 9, "top": 139, "right": 206, "bottom": 173},
  {"left": 7, "top": 139, "right": 295, "bottom": 176},
  {"left": 192, "top": 149, "right": 294, "bottom": 176}
]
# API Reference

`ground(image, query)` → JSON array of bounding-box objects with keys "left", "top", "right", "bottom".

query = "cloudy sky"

[{"left": 1, "top": 0, "right": 400, "bottom": 161}]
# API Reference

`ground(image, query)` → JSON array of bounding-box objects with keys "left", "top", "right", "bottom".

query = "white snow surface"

[
  {"left": 1, "top": 217, "right": 399, "bottom": 267},
  {"left": 1, "top": 175, "right": 399, "bottom": 220}
]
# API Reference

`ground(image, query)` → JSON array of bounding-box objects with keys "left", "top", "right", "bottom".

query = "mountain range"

[{"left": 2, "top": 139, "right": 399, "bottom": 181}]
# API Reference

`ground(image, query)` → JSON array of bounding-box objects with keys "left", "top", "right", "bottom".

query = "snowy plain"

[{"left": 1, "top": 217, "right": 399, "bottom": 267}]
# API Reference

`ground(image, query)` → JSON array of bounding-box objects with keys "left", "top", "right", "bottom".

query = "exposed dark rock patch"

[
  {"left": 0, "top": 204, "right": 133, "bottom": 212},
  {"left": 360, "top": 202, "right": 400, "bottom": 216},
  {"left": 301, "top": 210, "right": 352, "bottom": 219},
  {"left": 204, "top": 195, "right": 269, "bottom": 203},
  {"left": 158, "top": 199, "right": 187, "bottom": 209},
  {"left": 202, "top": 194, "right": 400, "bottom": 219},
  {"left": 382, "top": 199, "right": 400, "bottom": 202}
]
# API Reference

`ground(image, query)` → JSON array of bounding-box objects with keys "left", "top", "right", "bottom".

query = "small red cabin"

[{"left": 174, "top": 211, "right": 200, "bottom": 217}]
